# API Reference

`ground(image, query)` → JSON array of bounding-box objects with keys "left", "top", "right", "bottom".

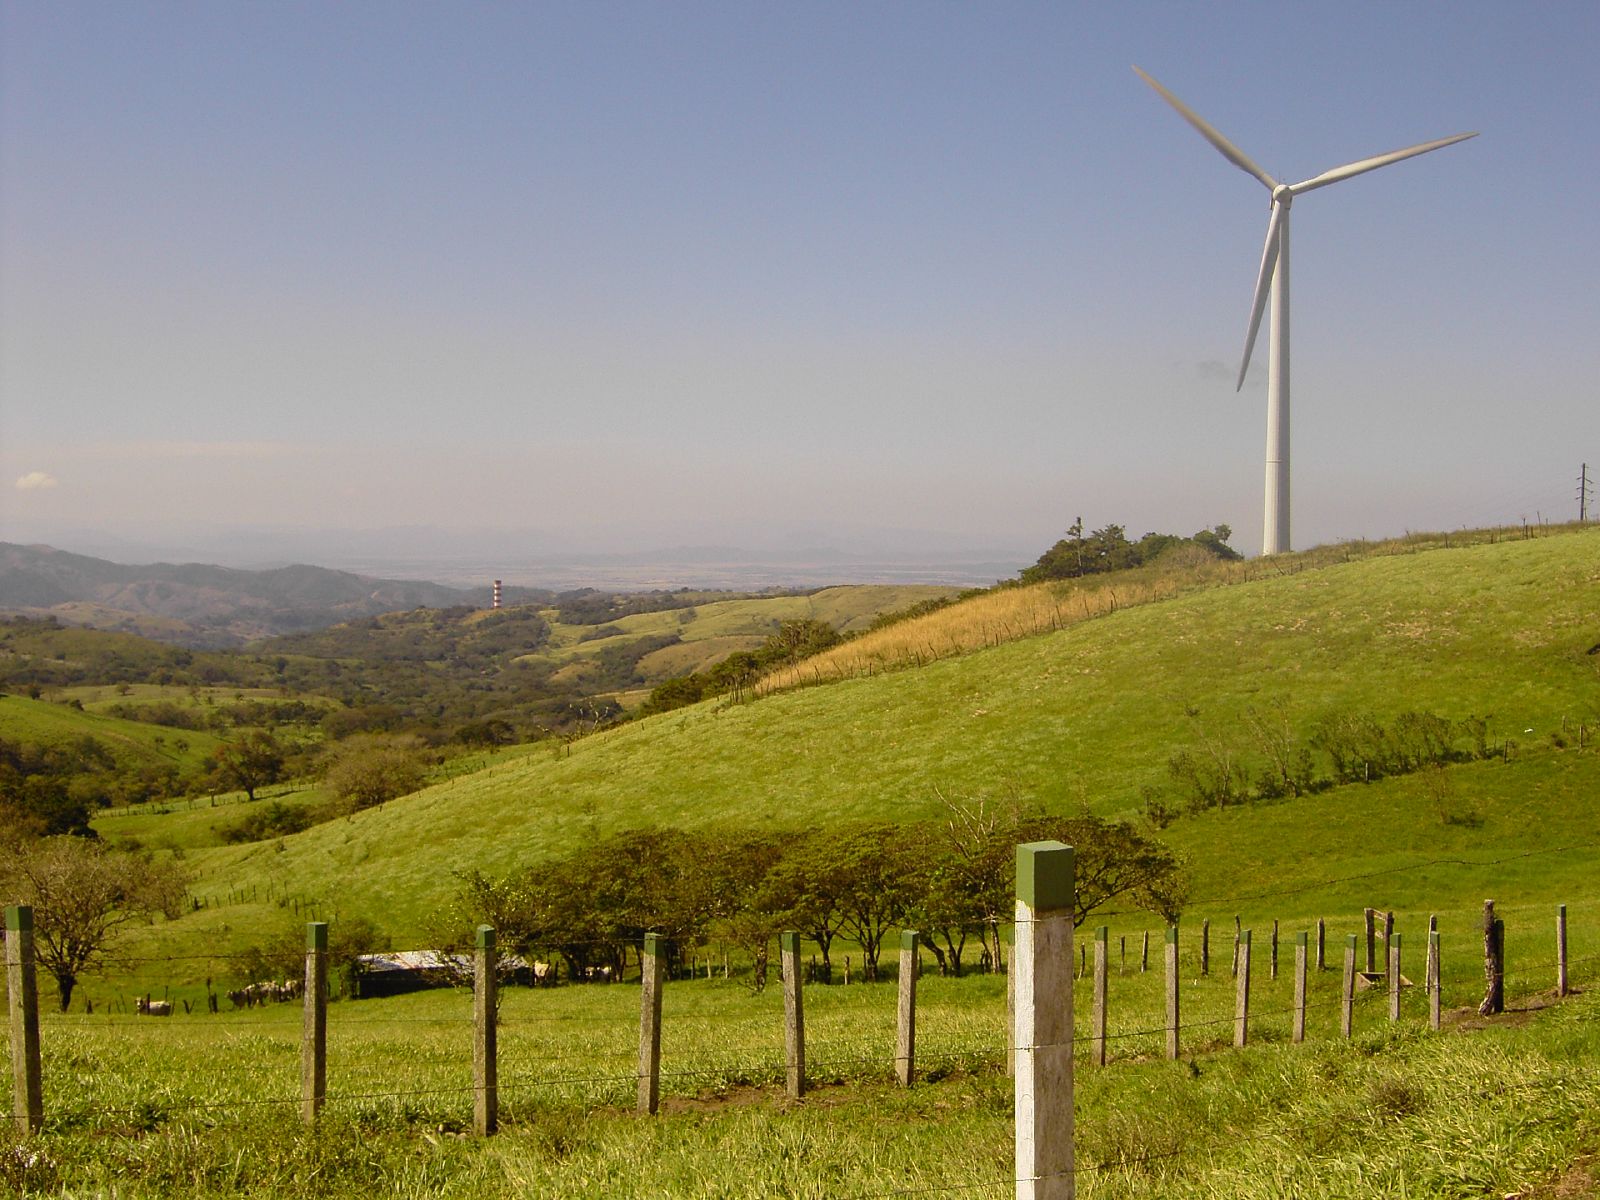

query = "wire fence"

[{"left": 6, "top": 856, "right": 1597, "bottom": 1199}]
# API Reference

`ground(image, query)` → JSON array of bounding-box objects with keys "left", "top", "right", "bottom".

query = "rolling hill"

[{"left": 159, "top": 526, "right": 1598, "bottom": 940}]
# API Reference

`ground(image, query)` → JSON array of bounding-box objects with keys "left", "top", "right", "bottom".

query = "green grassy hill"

[
  {"left": 156, "top": 528, "right": 1598, "bottom": 942},
  {"left": 0, "top": 694, "right": 224, "bottom": 774}
]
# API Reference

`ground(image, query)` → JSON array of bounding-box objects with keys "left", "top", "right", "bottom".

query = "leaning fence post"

[
  {"left": 781, "top": 932, "right": 805, "bottom": 1099},
  {"left": 638, "top": 932, "right": 664, "bottom": 1114},
  {"left": 1341, "top": 934, "right": 1356, "bottom": 1039},
  {"left": 1556, "top": 904, "right": 1569, "bottom": 998},
  {"left": 1164, "top": 923, "right": 1180, "bottom": 1061},
  {"left": 1388, "top": 932, "right": 1403, "bottom": 1022},
  {"left": 1141, "top": 930, "right": 1149, "bottom": 974},
  {"left": 1091, "top": 927, "right": 1109, "bottom": 1067},
  {"left": 896, "top": 930, "right": 919, "bottom": 1087},
  {"left": 1015, "top": 841, "right": 1074, "bottom": 1200},
  {"left": 1293, "top": 931, "right": 1307, "bottom": 1044},
  {"left": 1429, "top": 929, "right": 1441, "bottom": 1031},
  {"left": 302, "top": 921, "right": 328, "bottom": 1124},
  {"left": 475, "top": 925, "right": 498, "bottom": 1135},
  {"left": 1234, "top": 929, "right": 1252, "bottom": 1048},
  {"left": 6, "top": 905, "right": 43, "bottom": 1135}
]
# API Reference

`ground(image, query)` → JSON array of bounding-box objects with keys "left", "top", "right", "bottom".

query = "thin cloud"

[{"left": 15, "top": 471, "right": 58, "bottom": 490}]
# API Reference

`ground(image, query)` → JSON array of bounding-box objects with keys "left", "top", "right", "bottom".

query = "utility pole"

[{"left": 1580, "top": 463, "right": 1592, "bottom": 522}]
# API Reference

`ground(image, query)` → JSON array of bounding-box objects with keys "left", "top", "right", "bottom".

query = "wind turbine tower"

[{"left": 1134, "top": 67, "right": 1476, "bottom": 555}]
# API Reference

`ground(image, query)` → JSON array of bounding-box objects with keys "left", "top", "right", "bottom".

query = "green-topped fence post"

[
  {"left": 896, "top": 930, "right": 918, "bottom": 1087},
  {"left": 302, "top": 921, "right": 328, "bottom": 1123},
  {"left": 6, "top": 905, "right": 43, "bottom": 1135},
  {"left": 1556, "top": 905, "right": 1569, "bottom": 997},
  {"left": 1015, "top": 841, "right": 1074, "bottom": 1200},
  {"left": 781, "top": 932, "right": 805, "bottom": 1099},
  {"left": 1092, "top": 926, "right": 1108, "bottom": 1067},
  {"left": 1341, "top": 934, "right": 1356, "bottom": 1038},
  {"left": 1389, "top": 933, "right": 1403, "bottom": 1022},
  {"left": 1293, "top": 930, "right": 1307, "bottom": 1044},
  {"left": 638, "top": 932, "right": 664, "bottom": 1114},
  {"left": 474, "top": 925, "right": 498, "bottom": 1135},
  {"left": 1164, "top": 923, "right": 1180, "bottom": 1060},
  {"left": 1234, "top": 929, "right": 1252, "bottom": 1047}
]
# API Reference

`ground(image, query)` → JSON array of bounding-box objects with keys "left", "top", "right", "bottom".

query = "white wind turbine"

[{"left": 1133, "top": 66, "right": 1476, "bottom": 555}]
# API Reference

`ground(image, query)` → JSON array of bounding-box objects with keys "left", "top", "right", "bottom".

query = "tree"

[
  {"left": 0, "top": 836, "right": 189, "bottom": 1011},
  {"left": 323, "top": 735, "right": 427, "bottom": 814},
  {"left": 211, "top": 730, "right": 286, "bottom": 801}
]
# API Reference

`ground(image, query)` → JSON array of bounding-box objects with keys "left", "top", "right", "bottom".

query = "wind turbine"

[{"left": 1133, "top": 66, "right": 1476, "bottom": 556}]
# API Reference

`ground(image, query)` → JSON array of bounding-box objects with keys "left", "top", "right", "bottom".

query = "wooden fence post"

[
  {"left": 302, "top": 922, "right": 327, "bottom": 1124},
  {"left": 1364, "top": 908, "right": 1376, "bottom": 974},
  {"left": 475, "top": 925, "right": 497, "bottom": 1135},
  {"left": 1341, "top": 934, "right": 1356, "bottom": 1039},
  {"left": 781, "top": 932, "right": 805, "bottom": 1099},
  {"left": 1015, "top": 841, "right": 1075, "bottom": 1200},
  {"left": 1234, "top": 929, "right": 1252, "bottom": 1048},
  {"left": 1293, "top": 931, "right": 1307, "bottom": 1044},
  {"left": 1164, "top": 923, "right": 1180, "bottom": 1061},
  {"left": 1479, "top": 900, "right": 1503, "bottom": 1016},
  {"left": 1200, "top": 918, "right": 1209, "bottom": 976},
  {"left": 1425, "top": 914, "right": 1438, "bottom": 995},
  {"left": 1429, "top": 929, "right": 1441, "bottom": 1031},
  {"left": 638, "top": 931, "right": 664, "bottom": 1114},
  {"left": 6, "top": 905, "right": 43, "bottom": 1135},
  {"left": 1388, "top": 933, "right": 1403, "bottom": 1022},
  {"left": 1556, "top": 904, "right": 1569, "bottom": 998},
  {"left": 1271, "top": 919, "right": 1279, "bottom": 981},
  {"left": 1231, "top": 915, "right": 1241, "bottom": 979},
  {"left": 1316, "top": 918, "right": 1326, "bottom": 972},
  {"left": 1141, "top": 930, "right": 1149, "bottom": 974},
  {"left": 1092, "top": 926, "right": 1108, "bottom": 1068},
  {"left": 896, "top": 930, "right": 918, "bottom": 1087}
]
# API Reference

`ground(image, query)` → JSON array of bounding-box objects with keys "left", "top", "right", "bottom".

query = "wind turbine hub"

[{"left": 1272, "top": 183, "right": 1294, "bottom": 207}]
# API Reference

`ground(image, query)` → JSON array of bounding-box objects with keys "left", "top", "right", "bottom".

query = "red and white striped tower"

[{"left": 492, "top": 580, "right": 502, "bottom": 610}]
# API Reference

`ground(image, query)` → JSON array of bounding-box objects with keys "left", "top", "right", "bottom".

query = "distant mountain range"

[{"left": 0, "top": 543, "right": 528, "bottom": 647}]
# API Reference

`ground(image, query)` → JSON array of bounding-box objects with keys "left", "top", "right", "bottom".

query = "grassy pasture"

[
  {"left": 146, "top": 529, "right": 1600, "bottom": 941},
  {"left": 7, "top": 912, "right": 1597, "bottom": 1197},
  {"left": 0, "top": 694, "right": 224, "bottom": 772}
]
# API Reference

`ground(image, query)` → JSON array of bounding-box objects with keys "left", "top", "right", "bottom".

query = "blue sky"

[{"left": 2, "top": 2, "right": 1595, "bottom": 570}]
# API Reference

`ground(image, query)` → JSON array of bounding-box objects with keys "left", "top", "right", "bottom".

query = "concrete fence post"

[
  {"left": 1092, "top": 926, "right": 1108, "bottom": 1068},
  {"left": 896, "top": 930, "right": 918, "bottom": 1087},
  {"left": 1341, "top": 934, "right": 1356, "bottom": 1039},
  {"left": 475, "top": 925, "right": 498, "bottom": 1135},
  {"left": 1557, "top": 904, "right": 1569, "bottom": 998},
  {"left": 6, "top": 905, "right": 43, "bottom": 1135},
  {"left": 1292, "top": 931, "right": 1307, "bottom": 1044},
  {"left": 638, "top": 932, "right": 664, "bottom": 1114},
  {"left": 302, "top": 922, "right": 328, "bottom": 1124},
  {"left": 781, "top": 932, "right": 805, "bottom": 1099},
  {"left": 1388, "top": 933, "right": 1403, "bottom": 1022},
  {"left": 1164, "top": 923, "right": 1180, "bottom": 1061},
  {"left": 1234, "top": 929, "right": 1252, "bottom": 1048},
  {"left": 1014, "top": 841, "right": 1075, "bottom": 1200}
]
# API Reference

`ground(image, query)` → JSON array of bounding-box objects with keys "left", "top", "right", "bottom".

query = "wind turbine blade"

[
  {"left": 1132, "top": 66, "right": 1278, "bottom": 191},
  {"left": 1289, "top": 132, "right": 1477, "bottom": 194},
  {"left": 1237, "top": 200, "right": 1286, "bottom": 391}
]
